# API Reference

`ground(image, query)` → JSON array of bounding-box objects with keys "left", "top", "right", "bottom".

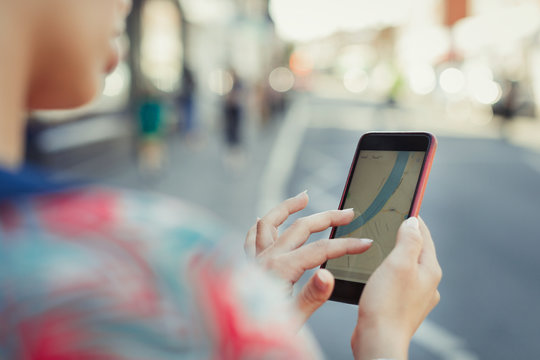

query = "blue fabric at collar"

[{"left": 0, "top": 165, "right": 78, "bottom": 200}]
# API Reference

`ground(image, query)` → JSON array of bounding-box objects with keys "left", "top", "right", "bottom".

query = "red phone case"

[
  {"left": 410, "top": 134, "right": 437, "bottom": 217},
  {"left": 323, "top": 132, "right": 437, "bottom": 304}
]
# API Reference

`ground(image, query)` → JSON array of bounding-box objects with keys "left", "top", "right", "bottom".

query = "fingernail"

[
  {"left": 360, "top": 238, "right": 373, "bottom": 244},
  {"left": 315, "top": 269, "right": 331, "bottom": 291},
  {"left": 295, "top": 190, "right": 308, "bottom": 198},
  {"left": 256, "top": 217, "right": 261, "bottom": 222},
  {"left": 406, "top": 217, "right": 419, "bottom": 230},
  {"left": 343, "top": 208, "right": 354, "bottom": 214}
]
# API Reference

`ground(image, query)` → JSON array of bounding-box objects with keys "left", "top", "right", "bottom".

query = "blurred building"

[
  {"left": 25, "top": 0, "right": 540, "bottom": 170},
  {"left": 269, "top": 0, "right": 540, "bottom": 125},
  {"left": 26, "top": 0, "right": 288, "bottom": 171}
]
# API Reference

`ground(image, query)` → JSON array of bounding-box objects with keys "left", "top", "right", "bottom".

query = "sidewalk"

[{"left": 54, "top": 114, "right": 285, "bottom": 234}]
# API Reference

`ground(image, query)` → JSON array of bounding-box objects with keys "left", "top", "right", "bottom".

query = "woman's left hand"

[{"left": 245, "top": 191, "right": 372, "bottom": 327}]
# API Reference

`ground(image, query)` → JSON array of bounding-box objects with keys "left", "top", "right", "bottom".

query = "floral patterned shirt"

[{"left": 0, "top": 185, "right": 320, "bottom": 359}]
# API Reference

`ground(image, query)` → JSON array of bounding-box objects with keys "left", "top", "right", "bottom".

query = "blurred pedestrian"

[
  {"left": 137, "top": 97, "right": 166, "bottom": 175},
  {"left": 492, "top": 79, "right": 520, "bottom": 138},
  {"left": 224, "top": 70, "right": 243, "bottom": 148},
  {"left": 180, "top": 65, "right": 197, "bottom": 135},
  {"left": 0, "top": 0, "right": 441, "bottom": 359},
  {"left": 222, "top": 69, "right": 246, "bottom": 168}
]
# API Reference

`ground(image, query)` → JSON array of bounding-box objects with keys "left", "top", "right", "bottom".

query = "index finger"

[
  {"left": 284, "top": 237, "right": 373, "bottom": 273},
  {"left": 261, "top": 191, "right": 309, "bottom": 228},
  {"left": 278, "top": 209, "right": 355, "bottom": 250}
]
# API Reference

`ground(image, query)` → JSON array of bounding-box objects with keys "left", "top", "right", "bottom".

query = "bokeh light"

[
  {"left": 140, "top": 0, "right": 183, "bottom": 93},
  {"left": 269, "top": 67, "right": 295, "bottom": 93},
  {"left": 439, "top": 68, "right": 466, "bottom": 94},
  {"left": 473, "top": 81, "right": 502, "bottom": 105},
  {"left": 289, "top": 51, "right": 314, "bottom": 76},
  {"left": 343, "top": 69, "right": 369, "bottom": 94},
  {"left": 464, "top": 64, "right": 502, "bottom": 105},
  {"left": 407, "top": 65, "right": 437, "bottom": 95},
  {"left": 208, "top": 69, "right": 234, "bottom": 96}
]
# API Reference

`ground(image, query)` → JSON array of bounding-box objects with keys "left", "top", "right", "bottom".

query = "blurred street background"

[{"left": 19, "top": 0, "right": 540, "bottom": 358}]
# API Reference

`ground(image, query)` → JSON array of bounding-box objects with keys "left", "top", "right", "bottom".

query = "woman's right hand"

[{"left": 351, "top": 217, "right": 442, "bottom": 360}]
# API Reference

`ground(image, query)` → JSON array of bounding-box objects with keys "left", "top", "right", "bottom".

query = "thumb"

[
  {"left": 295, "top": 269, "right": 334, "bottom": 327},
  {"left": 393, "top": 216, "right": 424, "bottom": 262}
]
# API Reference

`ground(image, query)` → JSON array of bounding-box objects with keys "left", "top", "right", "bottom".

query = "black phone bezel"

[{"left": 321, "top": 132, "right": 433, "bottom": 305}]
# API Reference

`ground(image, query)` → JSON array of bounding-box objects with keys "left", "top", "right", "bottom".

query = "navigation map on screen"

[{"left": 326, "top": 150, "right": 425, "bottom": 283}]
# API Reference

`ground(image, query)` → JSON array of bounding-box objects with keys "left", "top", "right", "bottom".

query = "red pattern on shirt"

[{"left": 36, "top": 191, "right": 117, "bottom": 236}]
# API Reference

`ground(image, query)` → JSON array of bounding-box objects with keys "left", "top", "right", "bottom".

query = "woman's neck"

[{"left": 0, "top": 6, "right": 30, "bottom": 169}]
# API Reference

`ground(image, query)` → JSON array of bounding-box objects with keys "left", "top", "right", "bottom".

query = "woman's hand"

[
  {"left": 245, "top": 191, "right": 372, "bottom": 327},
  {"left": 351, "top": 217, "right": 442, "bottom": 360}
]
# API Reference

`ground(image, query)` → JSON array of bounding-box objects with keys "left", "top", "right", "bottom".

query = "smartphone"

[{"left": 321, "top": 132, "right": 437, "bottom": 305}]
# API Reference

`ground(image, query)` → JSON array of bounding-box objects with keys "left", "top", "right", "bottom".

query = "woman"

[{"left": 0, "top": 0, "right": 441, "bottom": 358}]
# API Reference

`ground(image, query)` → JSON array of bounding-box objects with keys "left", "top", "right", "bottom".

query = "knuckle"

[
  {"left": 256, "top": 218, "right": 267, "bottom": 233},
  {"left": 434, "top": 264, "right": 443, "bottom": 281},
  {"left": 389, "top": 257, "right": 415, "bottom": 273},
  {"left": 432, "top": 269, "right": 442, "bottom": 285},
  {"left": 397, "top": 230, "right": 423, "bottom": 253},
  {"left": 433, "top": 291, "right": 441, "bottom": 306},
  {"left": 263, "top": 256, "right": 279, "bottom": 270},
  {"left": 328, "top": 211, "right": 342, "bottom": 224},
  {"left": 326, "top": 210, "right": 341, "bottom": 221},
  {"left": 409, "top": 232, "right": 424, "bottom": 248},
  {"left": 314, "top": 239, "right": 330, "bottom": 252},
  {"left": 273, "top": 207, "right": 286, "bottom": 220},
  {"left": 255, "top": 228, "right": 264, "bottom": 240},
  {"left": 292, "top": 218, "right": 308, "bottom": 231},
  {"left": 324, "top": 210, "right": 337, "bottom": 217},
  {"left": 303, "top": 282, "right": 324, "bottom": 304},
  {"left": 281, "top": 201, "right": 292, "bottom": 212},
  {"left": 331, "top": 209, "right": 344, "bottom": 217},
  {"left": 427, "top": 263, "right": 443, "bottom": 283},
  {"left": 303, "top": 285, "right": 317, "bottom": 304}
]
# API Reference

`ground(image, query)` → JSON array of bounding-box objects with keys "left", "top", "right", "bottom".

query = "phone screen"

[{"left": 325, "top": 150, "right": 426, "bottom": 283}]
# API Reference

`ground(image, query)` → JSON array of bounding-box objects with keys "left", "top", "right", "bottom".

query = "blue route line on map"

[{"left": 335, "top": 151, "right": 410, "bottom": 238}]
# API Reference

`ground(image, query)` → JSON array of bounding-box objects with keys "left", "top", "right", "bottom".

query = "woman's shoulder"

[
  {"left": 0, "top": 186, "right": 232, "bottom": 303},
  {"left": 0, "top": 186, "right": 320, "bottom": 359}
]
